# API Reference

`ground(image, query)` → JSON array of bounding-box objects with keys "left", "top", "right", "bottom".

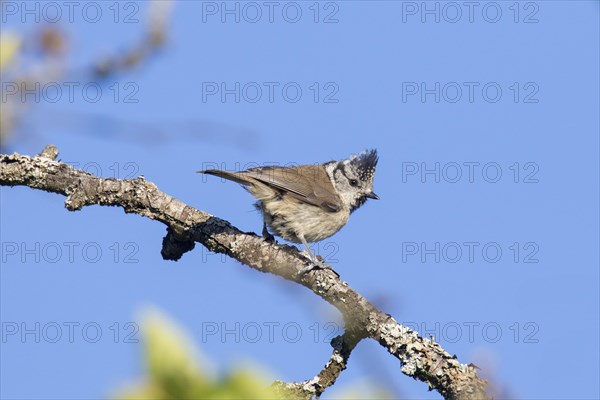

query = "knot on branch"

[
  {"left": 162, "top": 226, "right": 196, "bottom": 261},
  {"left": 65, "top": 182, "right": 93, "bottom": 211},
  {"left": 36, "top": 144, "right": 59, "bottom": 160}
]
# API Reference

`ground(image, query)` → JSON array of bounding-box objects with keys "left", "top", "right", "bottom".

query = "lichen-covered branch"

[
  {"left": 272, "top": 331, "right": 362, "bottom": 399},
  {"left": 0, "top": 146, "right": 489, "bottom": 400}
]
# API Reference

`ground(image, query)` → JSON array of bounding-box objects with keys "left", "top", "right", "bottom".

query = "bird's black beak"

[{"left": 366, "top": 192, "right": 380, "bottom": 200}]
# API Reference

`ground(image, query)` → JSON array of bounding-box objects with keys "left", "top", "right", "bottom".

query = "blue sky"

[{"left": 1, "top": 1, "right": 599, "bottom": 399}]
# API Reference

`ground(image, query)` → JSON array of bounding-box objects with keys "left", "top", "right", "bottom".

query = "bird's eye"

[{"left": 349, "top": 179, "right": 358, "bottom": 187}]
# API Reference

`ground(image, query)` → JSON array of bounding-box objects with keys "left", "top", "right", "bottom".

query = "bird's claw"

[
  {"left": 298, "top": 258, "right": 339, "bottom": 278},
  {"left": 262, "top": 226, "right": 276, "bottom": 243}
]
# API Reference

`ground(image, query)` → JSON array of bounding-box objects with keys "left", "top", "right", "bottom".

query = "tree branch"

[
  {"left": 0, "top": 146, "right": 489, "bottom": 400},
  {"left": 272, "top": 330, "right": 362, "bottom": 399}
]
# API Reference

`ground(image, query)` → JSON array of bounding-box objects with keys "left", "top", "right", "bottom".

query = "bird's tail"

[{"left": 197, "top": 169, "right": 253, "bottom": 186}]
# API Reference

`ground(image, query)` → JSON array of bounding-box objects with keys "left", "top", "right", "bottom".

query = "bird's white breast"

[{"left": 262, "top": 197, "right": 350, "bottom": 243}]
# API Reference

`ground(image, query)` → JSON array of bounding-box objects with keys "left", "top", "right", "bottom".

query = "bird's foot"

[
  {"left": 298, "top": 256, "right": 339, "bottom": 278},
  {"left": 262, "top": 225, "right": 276, "bottom": 243}
]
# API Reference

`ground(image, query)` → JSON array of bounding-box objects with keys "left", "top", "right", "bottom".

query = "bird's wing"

[{"left": 242, "top": 165, "right": 343, "bottom": 212}]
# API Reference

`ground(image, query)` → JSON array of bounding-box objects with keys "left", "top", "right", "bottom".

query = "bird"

[{"left": 198, "top": 149, "right": 379, "bottom": 271}]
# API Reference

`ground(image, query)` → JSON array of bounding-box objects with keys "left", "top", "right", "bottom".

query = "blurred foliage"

[
  {"left": 0, "top": 1, "right": 172, "bottom": 150},
  {"left": 115, "top": 310, "right": 282, "bottom": 400},
  {"left": 0, "top": 32, "right": 21, "bottom": 71},
  {"left": 0, "top": 31, "right": 23, "bottom": 143}
]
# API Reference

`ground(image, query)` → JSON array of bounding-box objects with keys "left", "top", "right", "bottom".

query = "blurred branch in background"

[
  {"left": 1, "top": 0, "right": 173, "bottom": 149},
  {"left": 92, "top": 0, "right": 172, "bottom": 78},
  {"left": 20, "top": 107, "right": 259, "bottom": 150},
  {"left": 1, "top": 1, "right": 256, "bottom": 151}
]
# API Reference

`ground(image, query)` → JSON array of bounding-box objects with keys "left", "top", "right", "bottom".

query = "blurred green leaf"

[{"left": 115, "top": 309, "right": 281, "bottom": 400}]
